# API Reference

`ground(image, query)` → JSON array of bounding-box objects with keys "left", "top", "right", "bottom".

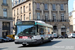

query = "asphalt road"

[{"left": 0, "top": 39, "right": 75, "bottom": 50}]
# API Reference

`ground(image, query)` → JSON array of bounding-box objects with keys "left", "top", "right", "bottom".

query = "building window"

[
  {"left": 21, "top": 7, "right": 22, "bottom": 14},
  {"left": 60, "top": 4, "right": 64, "bottom": 10},
  {"left": 17, "top": 8, "right": 19, "bottom": 15},
  {"left": 53, "top": 26, "right": 57, "bottom": 30},
  {"left": 23, "top": 6, "right": 25, "bottom": 13},
  {"left": 29, "top": 13, "right": 31, "bottom": 20},
  {"left": 44, "top": 4, "right": 48, "bottom": 10},
  {"left": 61, "top": 26, "right": 66, "bottom": 30},
  {"left": 37, "top": 12, "right": 40, "bottom": 20},
  {"left": 36, "top": 3, "right": 40, "bottom": 9},
  {"left": 29, "top": 3, "right": 31, "bottom": 11},
  {"left": 2, "top": 22, "right": 10, "bottom": 36},
  {"left": 45, "top": 13, "right": 48, "bottom": 20},
  {"left": 19, "top": 0, "right": 20, "bottom": 3},
  {"left": 24, "top": 14, "right": 25, "bottom": 21},
  {"left": 22, "top": 0, "right": 23, "bottom": 2},
  {"left": 15, "top": 1, "right": 17, "bottom": 5},
  {"left": 14, "top": 10, "right": 15, "bottom": 16},
  {"left": 3, "top": 0, "right": 7, "bottom": 4},
  {"left": 53, "top": 13, "right": 56, "bottom": 21},
  {"left": 3, "top": 8, "right": 7, "bottom": 17},
  {"left": 52, "top": 4, "right": 56, "bottom": 10},
  {"left": 17, "top": 16, "right": 19, "bottom": 21},
  {"left": 61, "top": 13, "right": 64, "bottom": 21},
  {"left": 21, "top": 15, "right": 22, "bottom": 21}
]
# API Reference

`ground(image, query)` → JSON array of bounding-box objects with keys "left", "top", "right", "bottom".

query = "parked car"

[
  {"left": 52, "top": 33, "right": 58, "bottom": 38},
  {"left": 7, "top": 34, "right": 15, "bottom": 40},
  {"left": 58, "top": 35, "right": 64, "bottom": 38},
  {"left": 64, "top": 34, "right": 68, "bottom": 38},
  {"left": 0, "top": 37, "right": 9, "bottom": 42},
  {"left": 49, "top": 34, "right": 53, "bottom": 40},
  {"left": 0, "top": 37, "right": 3, "bottom": 43},
  {"left": 68, "top": 33, "right": 75, "bottom": 38},
  {"left": 6, "top": 37, "right": 14, "bottom": 41}
]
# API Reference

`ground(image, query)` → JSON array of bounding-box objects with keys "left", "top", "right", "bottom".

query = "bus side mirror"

[
  {"left": 13, "top": 27, "right": 15, "bottom": 29},
  {"left": 13, "top": 26, "right": 16, "bottom": 30}
]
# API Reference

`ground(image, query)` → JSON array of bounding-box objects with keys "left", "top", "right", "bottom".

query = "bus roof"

[
  {"left": 35, "top": 21, "right": 53, "bottom": 28},
  {"left": 16, "top": 20, "right": 53, "bottom": 28}
]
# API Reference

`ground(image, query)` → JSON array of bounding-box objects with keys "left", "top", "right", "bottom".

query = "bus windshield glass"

[{"left": 16, "top": 25, "right": 36, "bottom": 36}]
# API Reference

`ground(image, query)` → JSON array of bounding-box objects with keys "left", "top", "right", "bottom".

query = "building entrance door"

[
  {"left": 61, "top": 32, "right": 66, "bottom": 36},
  {"left": 2, "top": 30, "right": 9, "bottom": 38}
]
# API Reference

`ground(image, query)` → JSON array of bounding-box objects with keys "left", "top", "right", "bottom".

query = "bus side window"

[{"left": 40, "top": 28, "right": 44, "bottom": 35}]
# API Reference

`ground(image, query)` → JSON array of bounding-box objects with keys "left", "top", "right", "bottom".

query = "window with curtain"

[
  {"left": 36, "top": 3, "right": 40, "bottom": 9},
  {"left": 3, "top": 0, "right": 7, "bottom": 4},
  {"left": 52, "top": 4, "right": 56, "bottom": 10},
  {"left": 21, "top": 15, "right": 22, "bottom": 21},
  {"left": 14, "top": 10, "right": 15, "bottom": 16},
  {"left": 61, "top": 13, "right": 64, "bottom": 21},
  {"left": 29, "top": 3, "right": 31, "bottom": 11},
  {"left": 21, "top": 7, "right": 22, "bottom": 14},
  {"left": 37, "top": 12, "right": 40, "bottom": 20},
  {"left": 60, "top": 4, "right": 64, "bottom": 10},
  {"left": 19, "top": 0, "right": 20, "bottom": 3},
  {"left": 24, "top": 14, "right": 25, "bottom": 21},
  {"left": 15, "top": 1, "right": 17, "bottom": 5},
  {"left": 3, "top": 8, "right": 7, "bottom": 17},
  {"left": 17, "top": 8, "right": 19, "bottom": 15},
  {"left": 23, "top": 6, "right": 25, "bottom": 13},
  {"left": 44, "top": 4, "right": 48, "bottom": 10},
  {"left": 29, "top": 13, "right": 31, "bottom": 20},
  {"left": 53, "top": 13, "right": 56, "bottom": 21},
  {"left": 17, "top": 16, "right": 19, "bottom": 21},
  {"left": 45, "top": 13, "right": 48, "bottom": 20}
]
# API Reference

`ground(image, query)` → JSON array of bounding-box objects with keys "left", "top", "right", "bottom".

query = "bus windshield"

[{"left": 16, "top": 25, "right": 36, "bottom": 36}]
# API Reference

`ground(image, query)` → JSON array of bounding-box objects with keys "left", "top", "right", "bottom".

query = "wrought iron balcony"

[
  {"left": 36, "top": 8, "right": 41, "bottom": 12},
  {"left": 1, "top": 3, "right": 8, "bottom": 6},
  {"left": 0, "top": 16, "right": 13, "bottom": 20},
  {"left": 33, "top": 19, "right": 70, "bottom": 22},
  {"left": 43, "top": 9, "right": 49, "bottom": 12},
  {"left": 57, "top": 20, "right": 70, "bottom": 22}
]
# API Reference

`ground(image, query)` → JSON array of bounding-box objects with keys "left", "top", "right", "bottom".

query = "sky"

[
  {"left": 68, "top": 0, "right": 75, "bottom": 13},
  {"left": 12, "top": 0, "right": 74, "bottom": 13}
]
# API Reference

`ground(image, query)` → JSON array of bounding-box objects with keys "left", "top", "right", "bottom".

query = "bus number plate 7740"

[{"left": 23, "top": 42, "right": 27, "bottom": 44}]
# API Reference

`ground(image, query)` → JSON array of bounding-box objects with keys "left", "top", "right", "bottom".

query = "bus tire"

[
  {"left": 22, "top": 44, "right": 26, "bottom": 46},
  {"left": 48, "top": 38, "right": 51, "bottom": 42},
  {"left": 40, "top": 38, "right": 44, "bottom": 44}
]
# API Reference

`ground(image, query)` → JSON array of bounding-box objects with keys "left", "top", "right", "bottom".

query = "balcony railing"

[
  {"left": 0, "top": 16, "right": 13, "bottom": 20},
  {"left": 33, "top": 19, "right": 70, "bottom": 22},
  {"left": 2, "top": 3, "right": 8, "bottom": 6},
  {"left": 57, "top": 20, "right": 70, "bottom": 22},
  {"left": 43, "top": 9, "right": 49, "bottom": 12}
]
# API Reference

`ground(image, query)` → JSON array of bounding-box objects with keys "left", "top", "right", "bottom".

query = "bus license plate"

[{"left": 23, "top": 42, "right": 27, "bottom": 44}]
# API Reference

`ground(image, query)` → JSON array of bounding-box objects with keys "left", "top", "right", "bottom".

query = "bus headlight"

[{"left": 15, "top": 36, "right": 19, "bottom": 39}]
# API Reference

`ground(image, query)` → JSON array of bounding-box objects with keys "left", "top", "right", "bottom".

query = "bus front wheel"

[
  {"left": 22, "top": 44, "right": 26, "bottom": 46},
  {"left": 40, "top": 38, "right": 44, "bottom": 44},
  {"left": 48, "top": 38, "right": 51, "bottom": 42}
]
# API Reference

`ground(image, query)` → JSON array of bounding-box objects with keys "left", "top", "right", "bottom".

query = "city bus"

[{"left": 14, "top": 20, "right": 53, "bottom": 46}]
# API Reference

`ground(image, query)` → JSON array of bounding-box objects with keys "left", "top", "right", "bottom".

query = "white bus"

[{"left": 14, "top": 21, "right": 53, "bottom": 46}]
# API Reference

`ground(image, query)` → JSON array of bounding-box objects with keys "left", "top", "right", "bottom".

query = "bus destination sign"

[{"left": 17, "top": 21, "right": 34, "bottom": 25}]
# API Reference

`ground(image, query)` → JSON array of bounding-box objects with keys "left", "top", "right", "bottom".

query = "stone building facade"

[
  {"left": 69, "top": 0, "right": 75, "bottom": 32},
  {"left": 12, "top": 0, "right": 73, "bottom": 36},
  {"left": 0, "top": 0, "right": 13, "bottom": 37}
]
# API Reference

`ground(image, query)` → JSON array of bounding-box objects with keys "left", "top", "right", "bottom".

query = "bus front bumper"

[{"left": 15, "top": 39, "right": 40, "bottom": 44}]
